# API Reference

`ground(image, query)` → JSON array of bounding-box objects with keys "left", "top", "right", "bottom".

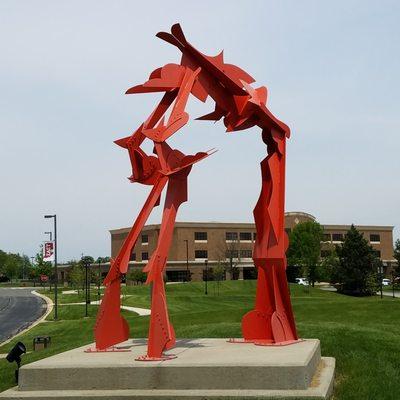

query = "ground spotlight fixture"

[{"left": 6, "top": 342, "right": 26, "bottom": 383}]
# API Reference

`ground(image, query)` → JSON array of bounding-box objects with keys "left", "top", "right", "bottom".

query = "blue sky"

[{"left": 0, "top": 1, "right": 399, "bottom": 261}]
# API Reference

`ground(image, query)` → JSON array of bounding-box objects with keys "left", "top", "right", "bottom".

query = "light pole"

[
  {"left": 44, "top": 231, "right": 52, "bottom": 241},
  {"left": 82, "top": 256, "right": 91, "bottom": 317},
  {"left": 184, "top": 239, "right": 189, "bottom": 282},
  {"left": 204, "top": 259, "right": 208, "bottom": 295},
  {"left": 98, "top": 259, "right": 101, "bottom": 302},
  {"left": 44, "top": 214, "right": 57, "bottom": 320}
]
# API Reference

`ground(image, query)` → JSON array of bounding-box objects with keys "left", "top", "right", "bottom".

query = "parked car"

[
  {"left": 295, "top": 278, "right": 309, "bottom": 286},
  {"left": 382, "top": 278, "right": 391, "bottom": 286}
]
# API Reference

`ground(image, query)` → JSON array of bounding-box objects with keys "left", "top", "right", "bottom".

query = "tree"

[
  {"left": 320, "top": 247, "right": 340, "bottom": 283},
  {"left": 287, "top": 221, "right": 323, "bottom": 286},
  {"left": 213, "top": 237, "right": 241, "bottom": 280},
  {"left": 336, "top": 225, "right": 378, "bottom": 296},
  {"left": 127, "top": 268, "right": 146, "bottom": 285},
  {"left": 394, "top": 239, "right": 400, "bottom": 284},
  {"left": 20, "top": 254, "right": 32, "bottom": 279},
  {"left": 68, "top": 260, "right": 85, "bottom": 293},
  {"left": 0, "top": 250, "right": 8, "bottom": 276},
  {"left": 0, "top": 251, "right": 35, "bottom": 282},
  {"left": 81, "top": 256, "right": 95, "bottom": 265},
  {"left": 34, "top": 250, "right": 53, "bottom": 278},
  {"left": 3, "top": 254, "right": 20, "bottom": 282},
  {"left": 213, "top": 264, "right": 225, "bottom": 295},
  {"left": 96, "top": 256, "right": 111, "bottom": 263}
]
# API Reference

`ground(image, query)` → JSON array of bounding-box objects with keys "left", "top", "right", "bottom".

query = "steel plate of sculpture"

[{"left": 92, "top": 24, "right": 299, "bottom": 360}]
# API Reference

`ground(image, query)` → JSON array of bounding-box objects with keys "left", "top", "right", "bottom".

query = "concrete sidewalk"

[{"left": 59, "top": 300, "right": 150, "bottom": 316}]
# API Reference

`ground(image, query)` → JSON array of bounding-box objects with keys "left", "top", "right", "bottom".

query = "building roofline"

[
  {"left": 110, "top": 221, "right": 257, "bottom": 234},
  {"left": 322, "top": 224, "right": 394, "bottom": 231},
  {"left": 285, "top": 211, "right": 316, "bottom": 220},
  {"left": 110, "top": 220, "right": 394, "bottom": 234}
]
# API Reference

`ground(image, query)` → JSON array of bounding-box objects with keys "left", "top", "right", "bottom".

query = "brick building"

[{"left": 108, "top": 212, "right": 396, "bottom": 282}]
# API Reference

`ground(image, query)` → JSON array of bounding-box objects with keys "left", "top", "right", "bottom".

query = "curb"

[{"left": 0, "top": 291, "right": 54, "bottom": 348}]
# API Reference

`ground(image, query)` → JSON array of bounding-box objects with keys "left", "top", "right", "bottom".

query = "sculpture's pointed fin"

[
  {"left": 196, "top": 104, "right": 225, "bottom": 121},
  {"left": 156, "top": 32, "right": 184, "bottom": 51},
  {"left": 114, "top": 135, "right": 131, "bottom": 149},
  {"left": 171, "top": 23, "right": 188, "bottom": 44}
]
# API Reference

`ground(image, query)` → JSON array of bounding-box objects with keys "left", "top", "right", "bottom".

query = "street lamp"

[
  {"left": 204, "top": 259, "right": 208, "bottom": 295},
  {"left": 44, "top": 231, "right": 52, "bottom": 241},
  {"left": 184, "top": 239, "right": 189, "bottom": 282},
  {"left": 81, "top": 256, "right": 91, "bottom": 317},
  {"left": 98, "top": 258, "right": 101, "bottom": 302},
  {"left": 44, "top": 214, "right": 57, "bottom": 320}
]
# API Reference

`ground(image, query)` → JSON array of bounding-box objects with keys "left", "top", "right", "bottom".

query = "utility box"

[{"left": 33, "top": 336, "right": 51, "bottom": 351}]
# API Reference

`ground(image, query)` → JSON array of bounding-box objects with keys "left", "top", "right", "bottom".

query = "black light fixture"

[{"left": 6, "top": 342, "right": 26, "bottom": 382}]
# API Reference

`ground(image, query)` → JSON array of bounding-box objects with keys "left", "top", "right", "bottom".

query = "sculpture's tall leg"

[
  {"left": 137, "top": 172, "right": 189, "bottom": 360},
  {"left": 241, "top": 129, "right": 298, "bottom": 345},
  {"left": 92, "top": 177, "right": 168, "bottom": 351}
]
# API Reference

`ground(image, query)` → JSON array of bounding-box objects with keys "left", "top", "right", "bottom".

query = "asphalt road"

[{"left": 0, "top": 288, "right": 46, "bottom": 343}]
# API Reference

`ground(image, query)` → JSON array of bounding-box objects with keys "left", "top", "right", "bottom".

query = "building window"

[
  {"left": 166, "top": 270, "right": 190, "bottom": 282},
  {"left": 370, "top": 234, "right": 380, "bottom": 243},
  {"left": 243, "top": 267, "right": 257, "bottom": 280},
  {"left": 226, "top": 232, "right": 238, "bottom": 241},
  {"left": 226, "top": 250, "right": 239, "bottom": 259},
  {"left": 374, "top": 250, "right": 381, "bottom": 258},
  {"left": 195, "top": 250, "right": 208, "bottom": 259},
  {"left": 240, "top": 249, "right": 252, "bottom": 258},
  {"left": 130, "top": 252, "right": 136, "bottom": 261},
  {"left": 142, "top": 234, "right": 148, "bottom": 244},
  {"left": 194, "top": 232, "right": 207, "bottom": 241},
  {"left": 142, "top": 252, "right": 149, "bottom": 260},
  {"left": 322, "top": 233, "right": 331, "bottom": 242},
  {"left": 253, "top": 232, "right": 257, "bottom": 240},
  {"left": 332, "top": 233, "right": 344, "bottom": 242},
  {"left": 240, "top": 232, "right": 252, "bottom": 241},
  {"left": 320, "top": 250, "right": 331, "bottom": 258}
]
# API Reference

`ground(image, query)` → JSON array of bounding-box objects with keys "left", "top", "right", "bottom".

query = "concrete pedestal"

[{"left": 0, "top": 338, "right": 335, "bottom": 399}]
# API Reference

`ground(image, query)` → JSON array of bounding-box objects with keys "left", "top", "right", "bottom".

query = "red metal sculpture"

[{"left": 93, "top": 24, "right": 298, "bottom": 360}]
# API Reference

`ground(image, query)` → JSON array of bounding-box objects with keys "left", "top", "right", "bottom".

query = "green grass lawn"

[{"left": 1, "top": 281, "right": 400, "bottom": 399}]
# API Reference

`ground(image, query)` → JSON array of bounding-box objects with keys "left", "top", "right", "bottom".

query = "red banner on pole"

[{"left": 43, "top": 241, "right": 55, "bottom": 262}]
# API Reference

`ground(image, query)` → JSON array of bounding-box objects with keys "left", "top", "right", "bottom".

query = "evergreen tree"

[{"left": 336, "top": 225, "right": 378, "bottom": 296}]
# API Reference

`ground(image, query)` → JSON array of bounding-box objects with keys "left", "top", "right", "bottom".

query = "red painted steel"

[{"left": 93, "top": 23, "right": 298, "bottom": 358}]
